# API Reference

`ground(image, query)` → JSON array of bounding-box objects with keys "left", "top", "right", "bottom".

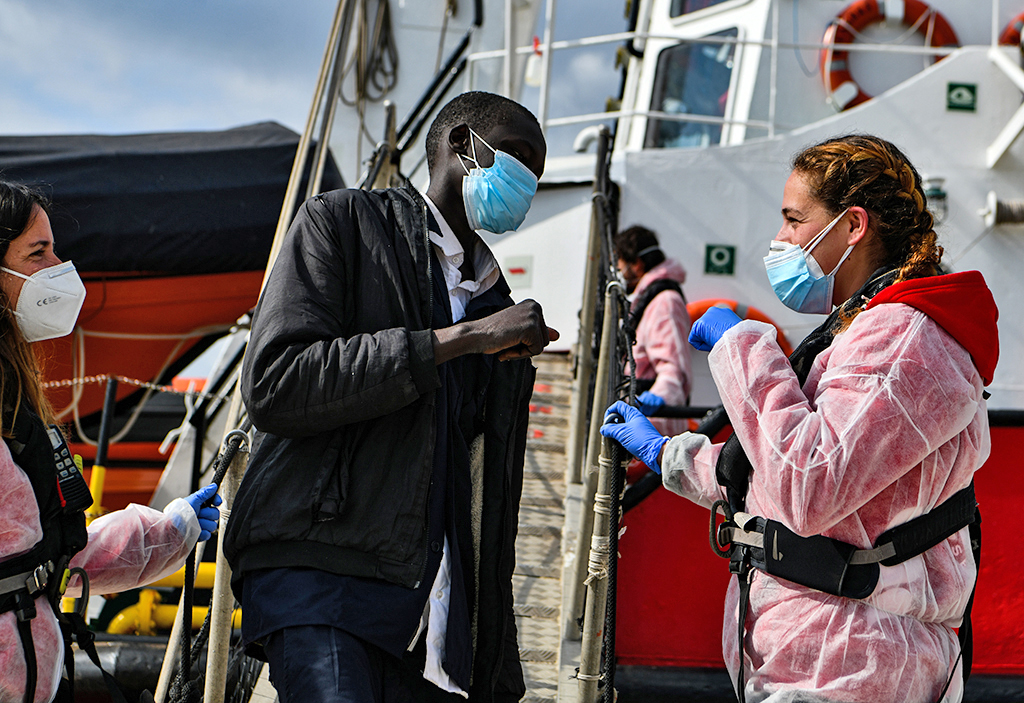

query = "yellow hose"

[{"left": 106, "top": 591, "right": 242, "bottom": 635}]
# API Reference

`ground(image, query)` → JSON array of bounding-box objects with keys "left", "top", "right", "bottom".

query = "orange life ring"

[
  {"left": 999, "top": 11, "right": 1024, "bottom": 46},
  {"left": 820, "top": 0, "right": 959, "bottom": 111},
  {"left": 687, "top": 299, "right": 794, "bottom": 357}
]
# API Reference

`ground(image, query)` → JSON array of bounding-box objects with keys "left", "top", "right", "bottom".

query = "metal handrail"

[
  {"left": 466, "top": 11, "right": 980, "bottom": 138},
  {"left": 563, "top": 126, "right": 616, "bottom": 640},
  {"left": 576, "top": 283, "right": 627, "bottom": 703},
  {"left": 545, "top": 108, "right": 775, "bottom": 130},
  {"left": 466, "top": 30, "right": 965, "bottom": 61}
]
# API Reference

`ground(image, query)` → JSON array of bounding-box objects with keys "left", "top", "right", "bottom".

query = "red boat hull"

[
  {"left": 39, "top": 270, "right": 262, "bottom": 511},
  {"left": 39, "top": 270, "right": 261, "bottom": 420},
  {"left": 617, "top": 423, "right": 1024, "bottom": 675}
]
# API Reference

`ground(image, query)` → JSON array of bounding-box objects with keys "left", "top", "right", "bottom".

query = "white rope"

[
  {"left": 48, "top": 323, "right": 235, "bottom": 446},
  {"left": 825, "top": 8, "right": 941, "bottom": 107},
  {"left": 584, "top": 532, "right": 610, "bottom": 586},
  {"left": 836, "top": 9, "right": 934, "bottom": 49},
  {"left": 42, "top": 373, "right": 231, "bottom": 402},
  {"left": 592, "top": 491, "right": 612, "bottom": 516}
]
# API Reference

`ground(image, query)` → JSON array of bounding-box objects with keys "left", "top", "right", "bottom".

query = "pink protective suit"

[
  {"left": 629, "top": 258, "right": 693, "bottom": 436},
  {"left": 660, "top": 272, "right": 998, "bottom": 703},
  {"left": 0, "top": 439, "right": 201, "bottom": 703}
]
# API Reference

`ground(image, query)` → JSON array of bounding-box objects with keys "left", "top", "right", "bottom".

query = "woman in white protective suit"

[
  {"left": 0, "top": 180, "right": 222, "bottom": 703},
  {"left": 602, "top": 135, "right": 999, "bottom": 703}
]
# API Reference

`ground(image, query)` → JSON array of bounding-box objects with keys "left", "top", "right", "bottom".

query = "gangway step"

[
  {"left": 251, "top": 661, "right": 277, "bottom": 703},
  {"left": 515, "top": 603, "right": 559, "bottom": 619},
  {"left": 518, "top": 524, "right": 561, "bottom": 538},
  {"left": 517, "top": 353, "right": 574, "bottom": 703}
]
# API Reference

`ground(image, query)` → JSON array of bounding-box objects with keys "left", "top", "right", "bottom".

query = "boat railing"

[
  {"left": 544, "top": 108, "right": 774, "bottom": 132},
  {"left": 463, "top": 0, "right": 1018, "bottom": 144}
]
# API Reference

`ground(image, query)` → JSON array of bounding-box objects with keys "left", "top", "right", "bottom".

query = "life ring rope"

[
  {"left": 833, "top": 7, "right": 936, "bottom": 48},
  {"left": 820, "top": 0, "right": 959, "bottom": 111}
]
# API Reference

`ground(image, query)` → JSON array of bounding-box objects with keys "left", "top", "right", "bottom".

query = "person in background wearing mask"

[
  {"left": 601, "top": 135, "right": 997, "bottom": 703},
  {"left": 224, "top": 91, "right": 556, "bottom": 703},
  {"left": 0, "top": 180, "right": 222, "bottom": 703},
  {"left": 614, "top": 225, "right": 692, "bottom": 438}
]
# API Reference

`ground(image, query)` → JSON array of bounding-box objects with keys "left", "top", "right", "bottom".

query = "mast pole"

[{"left": 537, "top": 0, "right": 557, "bottom": 133}]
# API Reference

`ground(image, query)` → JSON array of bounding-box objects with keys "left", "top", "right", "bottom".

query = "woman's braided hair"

[{"left": 792, "top": 134, "right": 943, "bottom": 287}]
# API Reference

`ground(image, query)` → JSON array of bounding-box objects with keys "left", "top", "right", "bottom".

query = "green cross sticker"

[
  {"left": 704, "top": 245, "right": 735, "bottom": 275},
  {"left": 947, "top": 83, "right": 977, "bottom": 112}
]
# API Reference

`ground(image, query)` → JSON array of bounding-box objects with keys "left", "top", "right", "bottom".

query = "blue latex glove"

[
  {"left": 600, "top": 400, "right": 669, "bottom": 474},
  {"left": 185, "top": 483, "right": 222, "bottom": 542},
  {"left": 636, "top": 390, "right": 666, "bottom": 416},
  {"left": 689, "top": 306, "right": 743, "bottom": 352}
]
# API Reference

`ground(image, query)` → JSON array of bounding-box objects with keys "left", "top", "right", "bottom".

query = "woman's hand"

[
  {"left": 185, "top": 483, "right": 222, "bottom": 542},
  {"left": 688, "top": 306, "right": 743, "bottom": 351},
  {"left": 600, "top": 401, "right": 669, "bottom": 474}
]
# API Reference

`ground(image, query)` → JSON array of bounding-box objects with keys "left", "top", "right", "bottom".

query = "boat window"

[
  {"left": 645, "top": 28, "right": 737, "bottom": 149},
  {"left": 670, "top": 0, "right": 731, "bottom": 18}
]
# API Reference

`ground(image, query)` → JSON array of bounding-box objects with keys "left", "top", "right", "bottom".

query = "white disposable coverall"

[
  {"left": 661, "top": 303, "right": 987, "bottom": 703},
  {"left": 0, "top": 439, "right": 201, "bottom": 703}
]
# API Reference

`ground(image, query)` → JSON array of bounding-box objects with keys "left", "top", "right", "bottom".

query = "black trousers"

[{"left": 264, "top": 625, "right": 466, "bottom": 703}]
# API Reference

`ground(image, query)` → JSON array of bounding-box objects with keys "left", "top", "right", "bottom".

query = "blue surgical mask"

[
  {"left": 460, "top": 129, "right": 538, "bottom": 234},
  {"left": 763, "top": 209, "right": 853, "bottom": 314}
]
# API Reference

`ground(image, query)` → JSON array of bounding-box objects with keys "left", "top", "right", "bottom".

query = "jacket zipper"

[{"left": 423, "top": 203, "right": 433, "bottom": 329}]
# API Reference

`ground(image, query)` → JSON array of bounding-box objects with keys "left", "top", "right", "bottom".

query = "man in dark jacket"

[{"left": 223, "top": 91, "right": 556, "bottom": 703}]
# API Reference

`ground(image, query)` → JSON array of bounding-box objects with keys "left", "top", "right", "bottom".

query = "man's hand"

[
  {"left": 477, "top": 300, "right": 560, "bottom": 360},
  {"left": 434, "top": 299, "right": 560, "bottom": 364}
]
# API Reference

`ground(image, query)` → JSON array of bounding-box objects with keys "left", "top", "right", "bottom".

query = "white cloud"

[
  {"left": 0, "top": 0, "right": 625, "bottom": 161},
  {"left": 0, "top": 0, "right": 335, "bottom": 135}
]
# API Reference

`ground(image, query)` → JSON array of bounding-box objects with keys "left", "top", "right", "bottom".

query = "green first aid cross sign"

[
  {"left": 947, "top": 83, "right": 977, "bottom": 112},
  {"left": 705, "top": 245, "right": 736, "bottom": 275}
]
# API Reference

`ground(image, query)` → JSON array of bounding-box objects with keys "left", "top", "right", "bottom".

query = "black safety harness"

[
  {"left": 709, "top": 269, "right": 982, "bottom": 703},
  {"left": 625, "top": 278, "right": 686, "bottom": 396},
  {"left": 0, "top": 406, "right": 129, "bottom": 703},
  {"left": 627, "top": 278, "right": 686, "bottom": 333}
]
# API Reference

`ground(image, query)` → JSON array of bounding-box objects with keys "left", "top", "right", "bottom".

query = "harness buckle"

[
  {"left": 729, "top": 546, "right": 752, "bottom": 577},
  {"left": 26, "top": 563, "right": 51, "bottom": 595}
]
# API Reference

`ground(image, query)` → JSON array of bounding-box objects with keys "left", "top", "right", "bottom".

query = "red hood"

[{"left": 865, "top": 271, "right": 999, "bottom": 385}]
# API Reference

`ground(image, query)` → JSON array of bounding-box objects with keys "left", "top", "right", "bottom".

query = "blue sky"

[
  {"left": 0, "top": 0, "right": 627, "bottom": 158},
  {"left": 0, "top": 0, "right": 337, "bottom": 135}
]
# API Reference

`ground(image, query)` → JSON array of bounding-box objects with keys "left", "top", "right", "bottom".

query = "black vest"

[
  {"left": 627, "top": 278, "right": 685, "bottom": 335},
  {"left": 0, "top": 405, "right": 90, "bottom": 613}
]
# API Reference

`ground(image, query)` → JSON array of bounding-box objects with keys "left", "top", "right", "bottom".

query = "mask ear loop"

[
  {"left": 827, "top": 242, "right": 857, "bottom": 276},
  {"left": 460, "top": 127, "right": 496, "bottom": 176},
  {"left": 802, "top": 208, "right": 850, "bottom": 254},
  {"left": 1, "top": 267, "right": 31, "bottom": 282},
  {"left": 458, "top": 129, "right": 480, "bottom": 176},
  {"left": 468, "top": 128, "right": 497, "bottom": 157}
]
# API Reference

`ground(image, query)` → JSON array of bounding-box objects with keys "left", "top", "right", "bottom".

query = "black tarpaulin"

[{"left": 0, "top": 121, "right": 343, "bottom": 275}]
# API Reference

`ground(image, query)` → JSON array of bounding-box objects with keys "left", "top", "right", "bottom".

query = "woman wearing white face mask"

[
  {"left": 0, "top": 180, "right": 222, "bottom": 703},
  {"left": 601, "top": 136, "right": 998, "bottom": 702}
]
